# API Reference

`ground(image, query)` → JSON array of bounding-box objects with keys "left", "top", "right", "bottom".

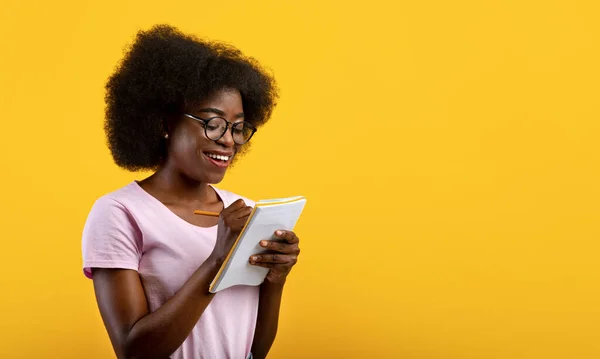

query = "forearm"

[
  {"left": 123, "top": 257, "right": 222, "bottom": 359},
  {"left": 251, "top": 280, "right": 285, "bottom": 359}
]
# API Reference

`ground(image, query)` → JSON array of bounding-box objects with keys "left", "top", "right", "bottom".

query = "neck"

[{"left": 140, "top": 163, "right": 216, "bottom": 206}]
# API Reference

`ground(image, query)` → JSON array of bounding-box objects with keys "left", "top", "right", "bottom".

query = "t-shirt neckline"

[{"left": 131, "top": 180, "right": 226, "bottom": 231}]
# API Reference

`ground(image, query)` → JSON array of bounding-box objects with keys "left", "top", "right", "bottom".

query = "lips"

[
  {"left": 205, "top": 152, "right": 232, "bottom": 161},
  {"left": 202, "top": 151, "right": 233, "bottom": 168}
]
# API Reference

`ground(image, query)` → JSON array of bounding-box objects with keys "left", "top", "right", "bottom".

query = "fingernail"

[
  {"left": 251, "top": 256, "right": 259, "bottom": 261},
  {"left": 260, "top": 240, "right": 268, "bottom": 247},
  {"left": 276, "top": 230, "right": 284, "bottom": 236}
]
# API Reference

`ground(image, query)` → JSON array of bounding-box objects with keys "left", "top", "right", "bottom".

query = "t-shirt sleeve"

[{"left": 81, "top": 196, "right": 143, "bottom": 279}]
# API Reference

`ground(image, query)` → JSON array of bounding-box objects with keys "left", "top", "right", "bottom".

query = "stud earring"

[{"left": 164, "top": 133, "right": 169, "bottom": 139}]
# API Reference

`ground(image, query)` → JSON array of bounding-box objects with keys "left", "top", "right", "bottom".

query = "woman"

[{"left": 81, "top": 24, "right": 300, "bottom": 359}]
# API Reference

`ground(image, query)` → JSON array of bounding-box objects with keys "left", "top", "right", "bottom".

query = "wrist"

[
  {"left": 262, "top": 278, "right": 286, "bottom": 291},
  {"left": 201, "top": 254, "right": 226, "bottom": 281},
  {"left": 206, "top": 252, "right": 226, "bottom": 268},
  {"left": 195, "top": 255, "right": 224, "bottom": 296}
]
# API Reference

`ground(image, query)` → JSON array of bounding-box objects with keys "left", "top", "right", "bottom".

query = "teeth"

[{"left": 206, "top": 153, "right": 230, "bottom": 161}]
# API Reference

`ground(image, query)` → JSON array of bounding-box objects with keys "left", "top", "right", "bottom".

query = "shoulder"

[
  {"left": 82, "top": 182, "right": 145, "bottom": 249},
  {"left": 210, "top": 185, "right": 256, "bottom": 208},
  {"left": 87, "top": 182, "right": 148, "bottom": 213},
  {"left": 82, "top": 183, "right": 144, "bottom": 279},
  {"left": 83, "top": 182, "right": 145, "bottom": 227}
]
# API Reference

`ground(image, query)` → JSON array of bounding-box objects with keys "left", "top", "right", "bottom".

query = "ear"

[
  {"left": 163, "top": 113, "right": 181, "bottom": 137},
  {"left": 163, "top": 100, "right": 186, "bottom": 136}
]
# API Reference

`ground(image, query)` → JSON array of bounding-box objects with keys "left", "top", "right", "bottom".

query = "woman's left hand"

[{"left": 249, "top": 230, "right": 300, "bottom": 284}]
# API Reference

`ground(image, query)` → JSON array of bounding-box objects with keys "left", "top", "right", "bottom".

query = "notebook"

[{"left": 209, "top": 195, "right": 307, "bottom": 293}]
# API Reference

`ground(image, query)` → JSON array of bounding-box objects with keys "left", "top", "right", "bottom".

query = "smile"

[{"left": 203, "top": 151, "right": 232, "bottom": 168}]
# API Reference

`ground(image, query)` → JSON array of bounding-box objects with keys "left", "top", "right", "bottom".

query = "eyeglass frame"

[{"left": 182, "top": 113, "right": 257, "bottom": 144}]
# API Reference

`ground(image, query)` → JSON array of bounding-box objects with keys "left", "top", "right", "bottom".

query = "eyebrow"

[{"left": 197, "top": 108, "right": 245, "bottom": 119}]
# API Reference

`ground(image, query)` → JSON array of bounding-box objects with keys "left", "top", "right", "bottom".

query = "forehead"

[{"left": 189, "top": 88, "right": 243, "bottom": 112}]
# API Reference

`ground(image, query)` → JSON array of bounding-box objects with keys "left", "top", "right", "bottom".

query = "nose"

[{"left": 216, "top": 126, "right": 235, "bottom": 147}]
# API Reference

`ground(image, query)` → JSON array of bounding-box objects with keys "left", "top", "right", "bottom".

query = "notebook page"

[
  {"left": 257, "top": 196, "right": 304, "bottom": 204},
  {"left": 210, "top": 197, "right": 306, "bottom": 292}
]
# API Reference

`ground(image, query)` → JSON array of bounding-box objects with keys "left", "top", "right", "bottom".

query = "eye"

[{"left": 206, "top": 124, "right": 221, "bottom": 131}]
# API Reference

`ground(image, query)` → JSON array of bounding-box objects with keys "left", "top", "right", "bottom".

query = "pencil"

[{"left": 193, "top": 210, "right": 221, "bottom": 217}]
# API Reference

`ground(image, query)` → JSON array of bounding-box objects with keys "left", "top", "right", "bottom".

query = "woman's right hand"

[{"left": 210, "top": 199, "right": 253, "bottom": 263}]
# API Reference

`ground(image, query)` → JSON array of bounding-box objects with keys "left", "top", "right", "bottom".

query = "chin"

[{"left": 199, "top": 171, "right": 227, "bottom": 185}]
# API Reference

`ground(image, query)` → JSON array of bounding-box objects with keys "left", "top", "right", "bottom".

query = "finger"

[
  {"left": 222, "top": 204, "right": 252, "bottom": 224},
  {"left": 229, "top": 205, "right": 253, "bottom": 220},
  {"left": 221, "top": 199, "right": 246, "bottom": 215},
  {"left": 259, "top": 240, "right": 299, "bottom": 255},
  {"left": 274, "top": 230, "right": 299, "bottom": 244},
  {"left": 226, "top": 213, "right": 252, "bottom": 232},
  {"left": 228, "top": 217, "right": 249, "bottom": 232},
  {"left": 249, "top": 261, "right": 294, "bottom": 270},
  {"left": 250, "top": 253, "right": 296, "bottom": 264}
]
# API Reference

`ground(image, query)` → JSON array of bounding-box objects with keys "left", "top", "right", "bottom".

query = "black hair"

[{"left": 104, "top": 24, "right": 278, "bottom": 171}]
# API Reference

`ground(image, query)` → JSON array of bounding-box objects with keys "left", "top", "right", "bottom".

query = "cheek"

[{"left": 170, "top": 132, "right": 202, "bottom": 160}]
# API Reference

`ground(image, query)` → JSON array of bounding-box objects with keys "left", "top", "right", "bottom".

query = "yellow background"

[{"left": 1, "top": 0, "right": 599, "bottom": 358}]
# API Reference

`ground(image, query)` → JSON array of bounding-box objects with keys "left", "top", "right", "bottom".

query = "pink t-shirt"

[{"left": 81, "top": 181, "right": 259, "bottom": 359}]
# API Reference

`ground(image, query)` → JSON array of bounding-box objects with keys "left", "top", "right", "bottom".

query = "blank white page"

[{"left": 210, "top": 197, "right": 307, "bottom": 293}]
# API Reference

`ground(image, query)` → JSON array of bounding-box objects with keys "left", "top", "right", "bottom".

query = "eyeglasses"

[{"left": 183, "top": 113, "right": 257, "bottom": 145}]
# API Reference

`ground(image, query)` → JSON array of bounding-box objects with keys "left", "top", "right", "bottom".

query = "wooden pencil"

[{"left": 193, "top": 210, "right": 220, "bottom": 217}]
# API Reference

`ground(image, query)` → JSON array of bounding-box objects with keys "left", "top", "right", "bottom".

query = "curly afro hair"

[{"left": 104, "top": 24, "right": 279, "bottom": 171}]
